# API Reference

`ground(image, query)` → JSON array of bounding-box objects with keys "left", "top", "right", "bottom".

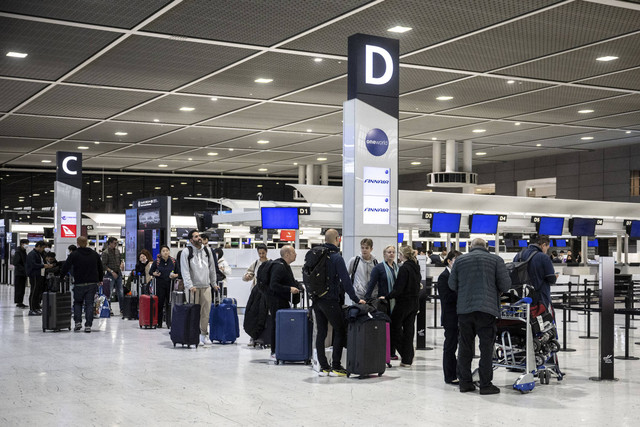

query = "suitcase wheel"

[
  {"left": 139, "top": 325, "right": 142, "bottom": 329},
  {"left": 275, "top": 360, "right": 280, "bottom": 365},
  {"left": 347, "top": 372, "right": 351, "bottom": 378},
  {"left": 173, "top": 343, "right": 176, "bottom": 347},
  {"left": 305, "top": 360, "right": 311, "bottom": 365},
  {"left": 387, "top": 363, "right": 392, "bottom": 368},
  {"left": 378, "top": 373, "right": 383, "bottom": 377}
]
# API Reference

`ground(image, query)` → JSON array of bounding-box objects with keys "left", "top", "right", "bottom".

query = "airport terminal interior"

[{"left": 2, "top": 1, "right": 640, "bottom": 425}]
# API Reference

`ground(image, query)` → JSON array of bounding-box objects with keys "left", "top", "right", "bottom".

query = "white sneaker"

[{"left": 200, "top": 334, "right": 211, "bottom": 347}]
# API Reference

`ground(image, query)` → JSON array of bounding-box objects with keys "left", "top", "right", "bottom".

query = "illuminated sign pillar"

[
  {"left": 54, "top": 151, "right": 82, "bottom": 261},
  {"left": 343, "top": 33, "right": 399, "bottom": 265}
]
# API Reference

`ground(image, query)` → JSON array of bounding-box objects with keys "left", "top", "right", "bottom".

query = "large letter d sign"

[{"left": 365, "top": 45, "right": 393, "bottom": 85}]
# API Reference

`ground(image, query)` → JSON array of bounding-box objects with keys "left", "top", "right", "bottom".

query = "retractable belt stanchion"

[
  {"left": 579, "top": 279, "right": 589, "bottom": 316},
  {"left": 427, "top": 284, "right": 442, "bottom": 330},
  {"left": 416, "top": 279, "right": 433, "bottom": 351},
  {"left": 623, "top": 279, "right": 636, "bottom": 330},
  {"left": 559, "top": 293, "right": 576, "bottom": 352},
  {"left": 579, "top": 288, "right": 598, "bottom": 339},
  {"left": 615, "top": 295, "right": 639, "bottom": 361},
  {"left": 566, "top": 282, "right": 577, "bottom": 323}
]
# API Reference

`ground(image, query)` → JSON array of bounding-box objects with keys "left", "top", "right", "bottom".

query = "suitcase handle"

[{"left": 290, "top": 286, "right": 305, "bottom": 309}]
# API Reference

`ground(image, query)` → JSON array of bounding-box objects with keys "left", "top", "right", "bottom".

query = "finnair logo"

[
  {"left": 364, "top": 207, "right": 389, "bottom": 212},
  {"left": 364, "top": 179, "right": 390, "bottom": 184}
]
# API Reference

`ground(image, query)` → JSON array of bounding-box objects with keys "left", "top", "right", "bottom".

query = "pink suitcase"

[{"left": 386, "top": 322, "right": 391, "bottom": 367}]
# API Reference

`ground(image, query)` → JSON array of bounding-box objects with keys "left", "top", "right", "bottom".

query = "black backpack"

[
  {"left": 302, "top": 246, "right": 332, "bottom": 298},
  {"left": 256, "top": 259, "right": 277, "bottom": 295},
  {"left": 505, "top": 250, "right": 537, "bottom": 288},
  {"left": 175, "top": 246, "right": 211, "bottom": 280}
]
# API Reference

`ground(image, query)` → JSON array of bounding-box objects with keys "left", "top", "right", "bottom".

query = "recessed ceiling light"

[
  {"left": 596, "top": 56, "right": 618, "bottom": 62},
  {"left": 578, "top": 109, "right": 594, "bottom": 114},
  {"left": 94, "top": 141, "right": 100, "bottom": 144},
  {"left": 179, "top": 107, "right": 195, "bottom": 111},
  {"left": 436, "top": 96, "right": 453, "bottom": 101},
  {"left": 317, "top": 157, "right": 327, "bottom": 161},
  {"left": 207, "top": 152, "right": 218, "bottom": 156},
  {"left": 106, "top": 195, "right": 113, "bottom": 199},
  {"left": 306, "top": 129, "right": 313, "bottom": 132},
  {"left": 187, "top": 157, "right": 193, "bottom": 161},
  {"left": 114, "top": 131, "right": 128, "bottom": 136},
  {"left": 126, "top": 192, "right": 133, "bottom": 195},
  {"left": 293, "top": 162, "right": 298, "bottom": 166},
  {"left": 172, "top": 197, "right": 178, "bottom": 200},
  {"left": 476, "top": 152, "right": 487, "bottom": 156},
  {"left": 507, "top": 80, "right": 515, "bottom": 84},
  {"left": 210, "top": 97, "right": 218, "bottom": 101},
  {"left": 254, "top": 78, "right": 273, "bottom": 83},
  {"left": 536, "top": 144, "right": 542, "bottom": 147},
  {"left": 257, "top": 184, "right": 263, "bottom": 188},
  {"left": 625, "top": 131, "right": 631, "bottom": 134},
  {"left": 514, "top": 122, "right": 521, "bottom": 126},
  {"left": 257, "top": 140, "right": 269, "bottom": 144},
  {"left": 158, "top": 164, "right": 168, "bottom": 168},
  {"left": 314, "top": 58, "right": 323, "bottom": 62},
  {"left": 431, "top": 137, "right": 437, "bottom": 141},
  {"left": 581, "top": 136, "right": 594, "bottom": 140},
  {"left": 77, "top": 146, "right": 89, "bottom": 150},
  {"left": 196, "top": 193, "right": 202, "bottom": 196},
  {"left": 258, "top": 168, "right": 268, "bottom": 172},
  {"left": 228, "top": 148, "right": 234, "bottom": 151},
  {"left": 153, "top": 119, "right": 160, "bottom": 122},
  {"left": 387, "top": 26, "right": 412, "bottom": 33},
  {"left": 92, "top": 180, "right": 100, "bottom": 183},
  {"left": 6, "top": 51, "right": 28, "bottom": 58},
  {"left": 154, "top": 186, "right": 161, "bottom": 190},
  {"left": 472, "top": 129, "right": 486, "bottom": 133},
  {"left": 41, "top": 160, "right": 51, "bottom": 163},
  {"left": 32, "top": 193, "right": 40, "bottom": 197},
  {"left": 411, "top": 161, "right": 421, "bottom": 165},
  {"left": 181, "top": 182, "right": 187, "bottom": 185}
]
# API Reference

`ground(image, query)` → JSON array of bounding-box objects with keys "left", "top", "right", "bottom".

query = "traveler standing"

[
  {"left": 12, "top": 239, "right": 30, "bottom": 309},
  {"left": 135, "top": 249, "right": 153, "bottom": 285},
  {"left": 449, "top": 238, "right": 510, "bottom": 395},
  {"left": 60, "top": 236, "right": 103, "bottom": 333},
  {"left": 514, "top": 235, "right": 558, "bottom": 312},
  {"left": 242, "top": 244, "right": 269, "bottom": 288},
  {"left": 102, "top": 237, "right": 124, "bottom": 312},
  {"left": 149, "top": 245, "right": 178, "bottom": 328},
  {"left": 313, "top": 229, "right": 365, "bottom": 377},
  {"left": 214, "top": 247, "right": 232, "bottom": 289},
  {"left": 181, "top": 230, "right": 218, "bottom": 347},
  {"left": 428, "top": 250, "right": 441, "bottom": 266},
  {"left": 347, "top": 238, "right": 378, "bottom": 300},
  {"left": 384, "top": 245, "right": 421, "bottom": 367},
  {"left": 26, "top": 241, "right": 53, "bottom": 316},
  {"left": 267, "top": 245, "right": 300, "bottom": 358},
  {"left": 437, "top": 250, "right": 462, "bottom": 384}
]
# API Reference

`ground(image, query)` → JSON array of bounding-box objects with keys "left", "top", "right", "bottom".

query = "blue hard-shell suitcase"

[
  {"left": 170, "top": 294, "right": 201, "bottom": 348},
  {"left": 275, "top": 291, "right": 312, "bottom": 365},
  {"left": 210, "top": 292, "right": 240, "bottom": 344}
]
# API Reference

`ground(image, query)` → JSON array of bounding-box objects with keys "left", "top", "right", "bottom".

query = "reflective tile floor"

[{"left": 1, "top": 284, "right": 639, "bottom": 426}]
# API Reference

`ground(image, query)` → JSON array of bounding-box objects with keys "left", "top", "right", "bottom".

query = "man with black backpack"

[
  {"left": 305, "top": 229, "right": 365, "bottom": 377},
  {"left": 513, "top": 234, "right": 557, "bottom": 311}
]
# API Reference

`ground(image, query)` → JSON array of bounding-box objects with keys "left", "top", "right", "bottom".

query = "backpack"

[
  {"left": 256, "top": 259, "right": 278, "bottom": 295},
  {"left": 505, "top": 250, "right": 537, "bottom": 288},
  {"left": 302, "top": 246, "right": 333, "bottom": 298},
  {"left": 349, "top": 255, "right": 378, "bottom": 284},
  {"left": 175, "top": 246, "right": 211, "bottom": 280}
]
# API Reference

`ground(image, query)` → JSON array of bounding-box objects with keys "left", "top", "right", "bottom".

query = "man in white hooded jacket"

[{"left": 181, "top": 230, "right": 218, "bottom": 346}]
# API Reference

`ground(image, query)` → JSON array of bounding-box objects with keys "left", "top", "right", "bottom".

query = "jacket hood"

[
  {"left": 77, "top": 247, "right": 95, "bottom": 255},
  {"left": 405, "top": 258, "right": 420, "bottom": 274}
]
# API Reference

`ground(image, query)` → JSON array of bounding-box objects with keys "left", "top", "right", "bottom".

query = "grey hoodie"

[{"left": 181, "top": 243, "right": 217, "bottom": 293}]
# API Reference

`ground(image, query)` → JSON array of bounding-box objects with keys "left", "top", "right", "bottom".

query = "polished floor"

[{"left": 1, "top": 284, "right": 639, "bottom": 427}]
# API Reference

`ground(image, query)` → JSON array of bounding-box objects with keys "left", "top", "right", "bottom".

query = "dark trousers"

[
  {"left": 442, "top": 322, "right": 459, "bottom": 383},
  {"left": 457, "top": 312, "right": 497, "bottom": 388},
  {"left": 14, "top": 275, "right": 27, "bottom": 304},
  {"left": 156, "top": 282, "right": 171, "bottom": 327},
  {"left": 313, "top": 298, "right": 346, "bottom": 370},
  {"left": 269, "top": 296, "right": 291, "bottom": 355},
  {"left": 390, "top": 302, "right": 418, "bottom": 365},
  {"left": 28, "top": 275, "right": 44, "bottom": 311},
  {"left": 73, "top": 284, "right": 98, "bottom": 327}
]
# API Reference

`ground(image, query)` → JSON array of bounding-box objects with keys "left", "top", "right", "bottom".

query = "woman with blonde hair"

[{"left": 385, "top": 245, "right": 421, "bottom": 367}]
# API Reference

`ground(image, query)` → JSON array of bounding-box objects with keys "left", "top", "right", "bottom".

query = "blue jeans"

[
  {"left": 112, "top": 273, "right": 124, "bottom": 307},
  {"left": 73, "top": 283, "right": 97, "bottom": 327}
]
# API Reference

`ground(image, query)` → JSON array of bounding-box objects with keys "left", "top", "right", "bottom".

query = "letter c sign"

[
  {"left": 62, "top": 155, "right": 78, "bottom": 175},
  {"left": 365, "top": 45, "right": 393, "bottom": 85}
]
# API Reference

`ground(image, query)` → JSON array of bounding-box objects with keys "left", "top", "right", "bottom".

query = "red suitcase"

[{"left": 139, "top": 279, "right": 158, "bottom": 329}]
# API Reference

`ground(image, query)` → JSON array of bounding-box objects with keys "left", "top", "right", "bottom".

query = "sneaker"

[
  {"left": 28, "top": 310, "right": 39, "bottom": 316},
  {"left": 35, "top": 309, "right": 42, "bottom": 315},
  {"left": 84, "top": 327, "right": 91, "bottom": 333},
  {"left": 317, "top": 368, "right": 331, "bottom": 377},
  {"left": 329, "top": 367, "right": 348, "bottom": 377},
  {"left": 399, "top": 363, "right": 412, "bottom": 367},
  {"left": 74, "top": 324, "right": 82, "bottom": 332},
  {"left": 459, "top": 382, "right": 476, "bottom": 393},
  {"left": 390, "top": 355, "right": 399, "bottom": 361},
  {"left": 200, "top": 335, "right": 210, "bottom": 346},
  {"left": 17, "top": 303, "right": 28, "bottom": 309},
  {"left": 479, "top": 385, "right": 501, "bottom": 395},
  {"left": 446, "top": 379, "right": 460, "bottom": 386}
]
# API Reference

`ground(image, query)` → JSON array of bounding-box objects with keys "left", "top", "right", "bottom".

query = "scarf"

[{"left": 383, "top": 261, "right": 398, "bottom": 313}]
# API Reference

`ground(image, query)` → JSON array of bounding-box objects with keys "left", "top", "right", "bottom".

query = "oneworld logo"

[{"left": 365, "top": 128, "right": 389, "bottom": 156}]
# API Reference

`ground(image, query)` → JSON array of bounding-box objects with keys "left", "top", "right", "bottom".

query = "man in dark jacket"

[
  {"left": 267, "top": 245, "right": 300, "bottom": 358},
  {"left": 449, "top": 238, "right": 510, "bottom": 395},
  {"left": 437, "top": 250, "right": 462, "bottom": 384},
  {"left": 515, "top": 235, "right": 557, "bottom": 310},
  {"left": 12, "top": 239, "right": 29, "bottom": 309},
  {"left": 313, "top": 229, "right": 365, "bottom": 377},
  {"left": 26, "top": 240, "right": 53, "bottom": 316},
  {"left": 61, "top": 236, "right": 104, "bottom": 333}
]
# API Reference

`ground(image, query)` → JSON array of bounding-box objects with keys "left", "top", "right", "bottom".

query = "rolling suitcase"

[
  {"left": 386, "top": 322, "right": 392, "bottom": 368},
  {"left": 121, "top": 274, "right": 141, "bottom": 320},
  {"left": 275, "top": 290, "right": 312, "bottom": 365},
  {"left": 42, "top": 275, "right": 72, "bottom": 332},
  {"left": 209, "top": 289, "right": 239, "bottom": 344},
  {"left": 170, "top": 291, "right": 201, "bottom": 348},
  {"left": 346, "top": 317, "right": 387, "bottom": 378},
  {"left": 139, "top": 278, "right": 158, "bottom": 329}
]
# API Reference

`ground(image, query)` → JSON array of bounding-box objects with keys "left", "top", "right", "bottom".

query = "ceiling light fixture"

[
  {"left": 514, "top": 122, "right": 521, "bottom": 126},
  {"left": 179, "top": 107, "right": 195, "bottom": 111},
  {"left": 536, "top": 144, "right": 542, "bottom": 147},
  {"left": 436, "top": 96, "right": 453, "bottom": 101},
  {"left": 257, "top": 140, "right": 269, "bottom": 144},
  {"left": 625, "top": 131, "right": 631, "bottom": 134},
  {"left": 207, "top": 152, "right": 218, "bottom": 156},
  {"left": 578, "top": 109, "right": 594, "bottom": 114},
  {"left": 94, "top": 141, "right": 100, "bottom": 144},
  {"left": 114, "top": 131, "right": 128, "bottom": 136},
  {"left": 306, "top": 129, "right": 313, "bottom": 132},
  {"left": 154, "top": 186, "right": 161, "bottom": 190},
  {"left": 472, "top": 129, "right": 486, "bottom": 133},
  {"left": 77, "top": 146, "right": 89, "bottom": 150},
  {"left": 314, "top": 58, "right": 323, "bottom": 62},
  {"left": 258, "top": 168, "right": 268, "bottom": 172},
  {"left": 210, "top": 97, "right": 218, "bottom": 101},
  {"left": 181, "top": 182, "right": 187, "bottom": 185},
  {"left": 153, "top": 119, "right": 160, "bottom": 122},
  {"left": 158, "top": 164, "right": 168, "bottom": 168},
  {"left": 6, "top": 51, "right": 28, "bottom": 58},
  {"left": 411, "top": 161, "right": 421, "bottom": 165},
  {"left": 228, "top": 148, "right": 234, "bottom": 151},
  {"left": 41, "top": 160, "right": 52, "bottom": 163},
  {"left": 257, "top": 184, "right": 263, "bottom": 188},
  {"left": 387, "top": 26, "right": 412, "bottom": 33},
  {"left": 507, "top": 80, "right": 515, "bottom": 84},
  {"left": 188, "top": 157, "right": 193, "bottom": 161},
  {"left": 293, "top": 162, "right": 298, "bottom": 166},
  {"left": 317, "top": 157, "right": 327, "bottom": 161},
  {"left": 581, "top": 136, "right": 594, "bottom": 140},
  {"left": 596, "top": 56, "right": 618, "bottom": 62},
  {"left": 254, "top": 78, "right": 273, "bottom": 83},
  {"left": 431, "top": 137, "right": 437, "bottom": 141},
  {"left": 476, "top": 152, "right": 487, "bottom": 156},
  {"left": 126, "top": 192, "right": 132, "bottom": 195}
]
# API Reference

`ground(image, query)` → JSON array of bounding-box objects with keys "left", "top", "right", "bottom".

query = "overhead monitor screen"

[
  {"left": 138, "top": 208, "right": 161, "bottom": 229},
  {"left": 261, "top": 207, "right": 299, "bottom": 230},
  {"left": 630, "top": 221, "right": 640, "bottom": 238},
  {"left": 588, "top": 240, "right": 599, "bottom": 247},
  {"left": 488, "top": 240, "right": 496, "bottom": 247},
  {"left": 431, "top": 213, "right": 461, "bottom": 233},
  {"left": 555, "top": 239, "right": 567, "bottom": 247},
  {"left": 459, "top": 242, "right": 467, "bottom": 248},
  {"left": 569, "top": 218, "right": 597, "bottom": 237},
  {"left": 433, "top": 241, "right": 442, "bottom": 248},
  {"left": 398, "top": 232, "right": 404, "bottom": 243},
  {"left": 518, "top": 240, "right": 528, "bottom": 248},
  {"left": 469, "top": 214, "right": 499, "bottom": 234},
  {"left": 195, "top": 211, "right": 217, "bottom": 231},
  {"left": 537, "top": 217, "right": 564, "bottom": 236}
]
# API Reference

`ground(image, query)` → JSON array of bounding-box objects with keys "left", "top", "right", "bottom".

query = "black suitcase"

[
  {"left": 42, "top": 276, "right": 72, "bottom": 332},
  {"left": 122, "top": 275, "right": 141, "bottom": 320},
  {"left": 170, "top": 292, "right": 201, "bottom": 348},
  {"left": 346, "top": 317, "right": 387, "bottom": 378}
]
